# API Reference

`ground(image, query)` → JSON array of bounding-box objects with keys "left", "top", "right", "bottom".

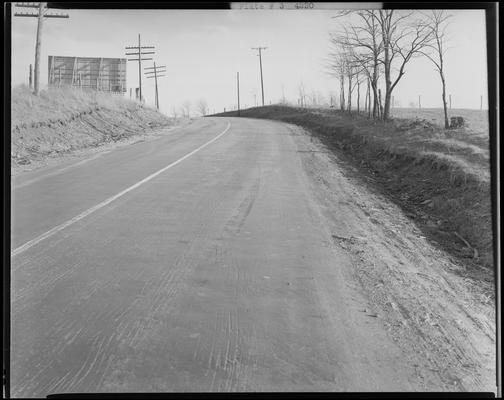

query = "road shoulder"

[{"left": 290, "top": 123, "right": 496, "bottom": 393}]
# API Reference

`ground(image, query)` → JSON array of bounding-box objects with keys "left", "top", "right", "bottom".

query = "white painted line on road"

[{"left": 11, "top": 121, "right": 232, "bottom": 258}]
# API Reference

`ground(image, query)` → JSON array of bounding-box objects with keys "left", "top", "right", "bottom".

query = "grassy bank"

[
  {"left": 11, "top": 85, "right": 174, "bottom": 167},
  {"left": 215, "top": 106, "right": 494, "bottom": 273}
]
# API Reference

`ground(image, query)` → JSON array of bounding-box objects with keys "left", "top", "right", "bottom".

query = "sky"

[{"left": 10, "top": 5, "right": 489, "bottom": 115}]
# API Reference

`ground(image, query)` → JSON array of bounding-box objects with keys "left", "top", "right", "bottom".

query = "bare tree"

[
  {"left": 196, "top": 98, "right": 209, "bottom": 116},
  {"left": 346, "top": 57, "right": 353, "bottom": 112},
  {"left": 325, "top": 43, "right": 347, "bottom": 111},
  {"left": 328, "top": 90, "right": 337, "bottom": 108},
  {"left": 338, "top": 63, "right": 346, "bottom": 111},
  {"left": 181, "top": 100, "right": 192, "bottom": 118},
  {"left": 364, "top": 77, "right": 369, "bottom": 114},
  {"left": 298, "top": 81, "right": 307, "bottom": 108},
  {"left": 367, "top": 77, "right": 372, "bottom": 117},
  {"left": 331, "top": 10, "right": 434, "bottom": 120},
  {"left": 330, "top": 10, "right": 383, "bottom": 118},
  {"left": 354, "top": 70, "right": 365, "bottom": 114},
  {"left": 329, "top": 45, "right": 359, "bottom": 113},
  {"left": 345, "top": 52, "right": 364, "bottom": 113},
  {"left": 377, "top": 10, "right": 434, "bottom": 119},
  {"left": 170, "top": 106, "right": 179, "bottom": 120},
  {"left": 421, "top": 10, "right": 451, "bottom": 128}
]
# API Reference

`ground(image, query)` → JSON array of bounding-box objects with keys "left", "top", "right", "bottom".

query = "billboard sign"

[{"left": 48, "top": 56, "right": 127, "bottom": 93}]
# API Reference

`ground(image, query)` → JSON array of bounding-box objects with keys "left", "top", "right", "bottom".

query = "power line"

[
  {"left": 14, "top": 2, "right": 69, "bottom": 95},
  {"left": 125, "top": 34, "right": 155, "bottom": 102},
  {"left": 251, "top": 46, "right": 267, "bottom": 106}
]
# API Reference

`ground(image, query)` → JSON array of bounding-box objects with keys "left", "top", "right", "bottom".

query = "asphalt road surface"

[{"left": 10, "top": 117, "right": 450, "bottom": 395}]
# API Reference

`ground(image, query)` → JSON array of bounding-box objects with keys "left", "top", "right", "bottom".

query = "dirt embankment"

[
  {"left": 11, "top": 86, "right": 175, "bottom": 170},
  {"left": 215, "top": 106, "right": 494, "bottom": 278}
]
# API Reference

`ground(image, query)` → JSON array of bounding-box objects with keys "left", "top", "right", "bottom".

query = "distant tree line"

[{"left": 170, "top": 98, "right": 210, "bottom": 119}]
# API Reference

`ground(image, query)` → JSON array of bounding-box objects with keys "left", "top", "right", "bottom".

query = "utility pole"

[
  {"left": 480, "top": 95, "right": 483, "bottom": 110},
  {"left": 237, "top": 72, "right": 240, "bottom": 116},
  {"left": 14, "top": 2, "right": 69, "bottom": 96},
  {"left": 29, "top": 64, "right": 33, "bottom": 89},
  {"left": 34, "top": 2, "right": 43, "bottom": 93},
  {"left": 126, "top": 34, "right": 155, "bottom": 103},
  {"left": 418, "top": 95, "right": 421, "bottom": 109},
  {"left": 144, "top": 62, "right": 166, "bottom": 110},
  {"left": 449, "top": 94, "right": 452, "bottom": 109},
  {"left": 252, "top": 46, "right": 267, "bottom": 106}
]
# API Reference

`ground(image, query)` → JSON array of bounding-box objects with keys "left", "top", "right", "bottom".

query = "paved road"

[{"left": 10, "top": 117, "right": 417, "bottom": 396}]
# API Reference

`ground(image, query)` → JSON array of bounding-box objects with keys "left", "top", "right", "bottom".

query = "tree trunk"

[
  {"left": 378, "top": 88, "right": 384, "bottom": 119},
  {"left": 440, "top": 71, "right": 449, "bottom": 129},
  {"left": 381, "top": 12, "right": 392, "bottom": 120},
  {"left": 364, "top": 79, "right": 369, "bottom": 114},
  {"left": 438, "top": 46, "right": 449, "bottom": 128},
  {"left": 370, "top": 81, "right": 378, "bottom": 118},
  {"left": 384, "top": 90, "right": 392, "bottom": 120},
  {"left": 367, "top": 78, "right": 372, "bottom": 118},
  {"left": 357, "top": 80, "right": 361, "bottom": 114},
  {"left": 347, "top": 74, "right": 352, "bottom": 112},
  {"left": 370, "top": 78, "right": 379, "bottom": 118},
  {"left": 340, "top": 74, "right": 345, "bottom": 111},
  {"left": 383, "top": 63, "right": 392, "bottom": 120},
  {"left": 372, "top": 58, "right": 379, "bottom": 118}
]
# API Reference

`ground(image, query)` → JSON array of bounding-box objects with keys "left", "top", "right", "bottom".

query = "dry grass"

[
  {"left": 11, "top": 85, "right": 173, "bottom": 166},
  {"left": 390, "top": 107, "right": 489, "bottom": 139},
  {"left": 11, "top": 85, "right": 142, "bottom": 129}
]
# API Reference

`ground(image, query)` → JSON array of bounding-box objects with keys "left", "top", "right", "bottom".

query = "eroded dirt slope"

[{"left": 11, "top": 86, "right": 176, "bottom": 172}]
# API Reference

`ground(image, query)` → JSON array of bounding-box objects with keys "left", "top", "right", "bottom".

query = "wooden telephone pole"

[
  {"left": 14, "top": 2, "right": 69, "bottom": 96},
  {"left": 237, "top": 72, "right": 240, "bottom": 116},
  {"left": 126, "top": 34, "right": 155, "bottom": 103},
  {"left": 29, "top": 64, "right": 33, "bottom": 89},
  {"left": 252, "top": 47, "right": 267, "bottom": 106},
  {"left": 144, "top": 62, "right": 166, "bottom": 110}
]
